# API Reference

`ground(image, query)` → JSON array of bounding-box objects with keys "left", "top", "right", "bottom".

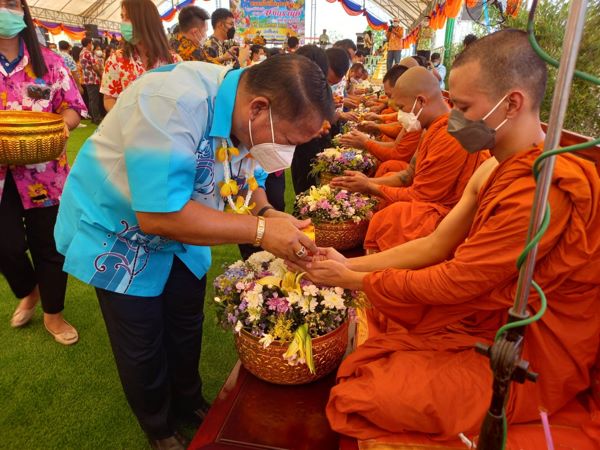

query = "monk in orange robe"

[
  {"left": 293, "top": 30, "right": 600, "bottom": 447},
  {"left": 333, "top": 66, "right": 488, "bottom": 252}
]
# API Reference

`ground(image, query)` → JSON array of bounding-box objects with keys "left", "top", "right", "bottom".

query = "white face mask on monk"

[
  {"left": 397, "top": 97, "right": 423, "bottom": 133},
  {"left": 248, "top": 107, "right": 296, "bottom": 174}
]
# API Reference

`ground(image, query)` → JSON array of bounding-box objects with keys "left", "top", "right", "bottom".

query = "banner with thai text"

[{"left": 230, "top": 0, "right": 305, "bottom": 44}]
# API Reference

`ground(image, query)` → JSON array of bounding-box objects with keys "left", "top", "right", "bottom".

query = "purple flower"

[
  {"left": 266, "top": 296, "right": 290, "bottom": 314},
  {"left": 227, "top": 313, "right": 237, "bottom": 324},
  {"left": 239, "top": 300, "right": 248, "bottom": 311},
  {"left": 335, "top": 191, "right": 348, "bottom": 201}
]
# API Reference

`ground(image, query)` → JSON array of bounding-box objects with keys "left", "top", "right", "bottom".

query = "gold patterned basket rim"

[{"left": 0, "top": 111, "right": 65, "bottom": 129}]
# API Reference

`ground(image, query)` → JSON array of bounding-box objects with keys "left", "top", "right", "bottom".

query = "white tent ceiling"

[{"left": 29, "top": 0, "right": 432, "bottom": 33}]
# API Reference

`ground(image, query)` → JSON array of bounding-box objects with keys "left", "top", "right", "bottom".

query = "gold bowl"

[
  {"left": 0, "top": 111, "right": 66, "bottom": 165},
  {"left": 315, "top": 220, "right": 368, "bottom": 251},
  {"left": 234, "top": 321, "right": 349, "bottom": 385}
]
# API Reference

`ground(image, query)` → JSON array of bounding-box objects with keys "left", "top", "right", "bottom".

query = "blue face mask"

[
  {"left": 120, "top": 22, "right": 134, "bottom": 43},
  {"left": 0, "top": 8, "right": 26, "bottom": 39}
]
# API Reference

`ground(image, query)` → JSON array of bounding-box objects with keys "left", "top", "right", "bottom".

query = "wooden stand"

[{"left": 189, "top": 362, "right": 342, "bottom": 450}]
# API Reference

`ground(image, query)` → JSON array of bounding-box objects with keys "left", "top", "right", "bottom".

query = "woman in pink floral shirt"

[
  {"left": 0, "top": 0, "right": 86, "bottom": 345},
  {"left": 101, "top": 0, "right": 182, "bottom": 111}
]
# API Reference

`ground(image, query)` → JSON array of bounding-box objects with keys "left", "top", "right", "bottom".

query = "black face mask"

[{"left": 226, "top": 26, "right": 235, "bottom": 40}]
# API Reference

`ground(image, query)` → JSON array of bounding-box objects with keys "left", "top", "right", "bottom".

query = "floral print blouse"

[
  {"left": 100, "top": 48, "right": 182, "bottom": 98},
  {"left": 0, "top": 42, "right": 87, "bottom": 210}
]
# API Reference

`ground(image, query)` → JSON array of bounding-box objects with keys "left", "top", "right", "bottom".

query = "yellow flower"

[
  {"left": 216, "top": 147, "right": 228, "bottom": 162},
  {"left": 247, "top": 177, "right": 259, "bottom": 191},
  {"left": 272, "top": 316, "right": 293, "bottom": 342},
  {"left": 220, "top": 179, "right": 239, "bottom": 198},
  {"left": 229, "top": 196, "right": 255, "bottom": 215},
  {"left": 216, "top": 146, "right": 240, "bottom": 162}
]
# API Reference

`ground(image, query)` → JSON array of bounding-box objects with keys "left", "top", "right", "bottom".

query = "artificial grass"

[{"left": 0, "top": 120, "right": 299, "bottom": 448}]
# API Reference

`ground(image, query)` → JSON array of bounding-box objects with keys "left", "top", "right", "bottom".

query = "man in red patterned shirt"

[{"left": 79, "top": 37, "right": 102, "bottom": 124}]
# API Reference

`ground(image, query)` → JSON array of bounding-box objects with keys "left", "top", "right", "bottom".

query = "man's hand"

[
  {"left": 263, "top": 208, "right": 311, "bottom": 230},
  {"left": 261, "top": 217, "right": 318, "bottom": 262},
  {"left": 220, "top": 51, "right": 234, "bottom": 62},
  {"left": 340, "top": 130, "right": 369, "bottom": 149},
  {"left": 330, "top": 170, "right": 376, "bottom": 195},
  {"left": 343, "top": 98, "right": 359, "bottom": 109},
  {"left": 338, "top": 111, "right": 359, "bottom": 122}
]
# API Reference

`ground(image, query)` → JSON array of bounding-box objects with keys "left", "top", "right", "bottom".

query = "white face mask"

[
  {"left": 397, "top": 98, "right": 423, "bottom": 133},
  {"left": 258, "top": 55, "right": 267, "bottom": 62},
  {"left": 248, "top": 107, "right": 296, "bottom": 174}
]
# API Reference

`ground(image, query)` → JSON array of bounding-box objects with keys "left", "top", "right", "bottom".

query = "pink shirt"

[{"left": 0, "top": 43, "right": 87, "bottom": 209}]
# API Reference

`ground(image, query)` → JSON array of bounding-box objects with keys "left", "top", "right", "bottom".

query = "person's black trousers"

[
  {"left": 0, "top": 170, "right": 67, "bottom": 314},
  {"left": 96, "top": 257, "right": 207, "bottom": 440},
  {"left": 84, "top": 83, "right": 102, "bottom": 124}
]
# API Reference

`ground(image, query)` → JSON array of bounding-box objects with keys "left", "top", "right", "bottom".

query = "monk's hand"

[
  {"left": 261, "top": 217, "right": 318, "bottom": 263},
  {"left": 357, "top": 121, "right": 379, "bottom": 134},
  {"left": 339, "top": 131, "right": 369, "bottom": 150},
  {"left": 302, "top": 260, "right": 358, "bottom": 289},
  {"left": 312, "top": 247, "right": 347, "bottom": 264},
  {"left": 363, "top": 112, "right": 380, "bottom": 121},
  {"left": 329, "top": 170, "right": 369, "bottom": 192}
]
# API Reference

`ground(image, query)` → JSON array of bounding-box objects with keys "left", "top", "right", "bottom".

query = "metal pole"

[{"left": 512, "top": 0, "right": 588, "bottom": 317}]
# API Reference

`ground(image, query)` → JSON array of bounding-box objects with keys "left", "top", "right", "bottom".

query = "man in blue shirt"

[{"left": 56, "top": 56, "right": 334, "bottom": 448}]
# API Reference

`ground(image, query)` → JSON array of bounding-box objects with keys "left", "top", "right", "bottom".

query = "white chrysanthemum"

[
  {"left": 247, "top": 307, "right": 262, "bottom": 322},
  {"left": 247, "top": 251, "right": 275, "bottom": 271},
  {"left": 302, "top": 284, "right": 319, "bottom": 297},
  {"left": 268, "top": 258, "right": 287, "bottom": 278},
  {"left": 243, "top": 283, "right": 264, "bottom": 310},
  {"left": 287, "top": 291, "right": 302, "bottom": 306},
  {"left": 229, "top": 260, "right": 245, "bottom": 270},
  {"left": 321, "top": 290, "right": 346, "bottom": 310},
  {"left": 322, "top": 148, "right": 341, "bottom": 158},
  {"left": 234, "top": 321, "right": 243, "bottom": 333},
  {"left": 258, "top": 334, "right": 274, "bottom": 348}
]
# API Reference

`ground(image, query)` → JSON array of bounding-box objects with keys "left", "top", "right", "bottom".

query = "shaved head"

[
  {"left": 394, "top": 66, "right": 441, "bottom": 99},
  {"left": 398, "top": 57, "right": 419, "bottom": 68},
  {"left": 452, "top": 29, "right": 547, "bottom": 109},
  {"left": 393, "top": 66, "right": 447, "bottom": 128}
]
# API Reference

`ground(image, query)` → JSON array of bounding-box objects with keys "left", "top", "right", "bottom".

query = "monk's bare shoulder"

[{"left": 468, "top": 157, "right": 499, "bottom": 195}]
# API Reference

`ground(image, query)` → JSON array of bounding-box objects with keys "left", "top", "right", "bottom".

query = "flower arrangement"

[
  {"left": 294, "top": 185, "right": 377, "bottom": 225},
  {"left": 310, "top": 147, "right": 377, "bottom": 178},
  {"left": 214, "top": 251, "right": 364, "bottom": 374}
]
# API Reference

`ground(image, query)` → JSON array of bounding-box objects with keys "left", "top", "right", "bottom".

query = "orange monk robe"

[
  {"left": 365, "top": 130, "right": 422, "bottom": 177},
  {"left": 377, "top": 123, "right": 402, "bottom": 140},
  {"left": 327, "top": 149, "right": 600, "bottom": 444},
  {"left": 364, "top": 114, "right": 489, "bottom": 252}
]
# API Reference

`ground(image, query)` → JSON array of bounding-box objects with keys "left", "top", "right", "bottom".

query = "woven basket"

[
  {"left": 318, "top": 172, "right": 336, "bottom": 186},
  {"left": 0, "top": 111, "right": 66, "bottom": 165},
  {"left": 234, "top": 321, "right": 349, "bottom": 385},
  {"left": 315, "top": 220, "right": 368, "bottom": 251}
]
